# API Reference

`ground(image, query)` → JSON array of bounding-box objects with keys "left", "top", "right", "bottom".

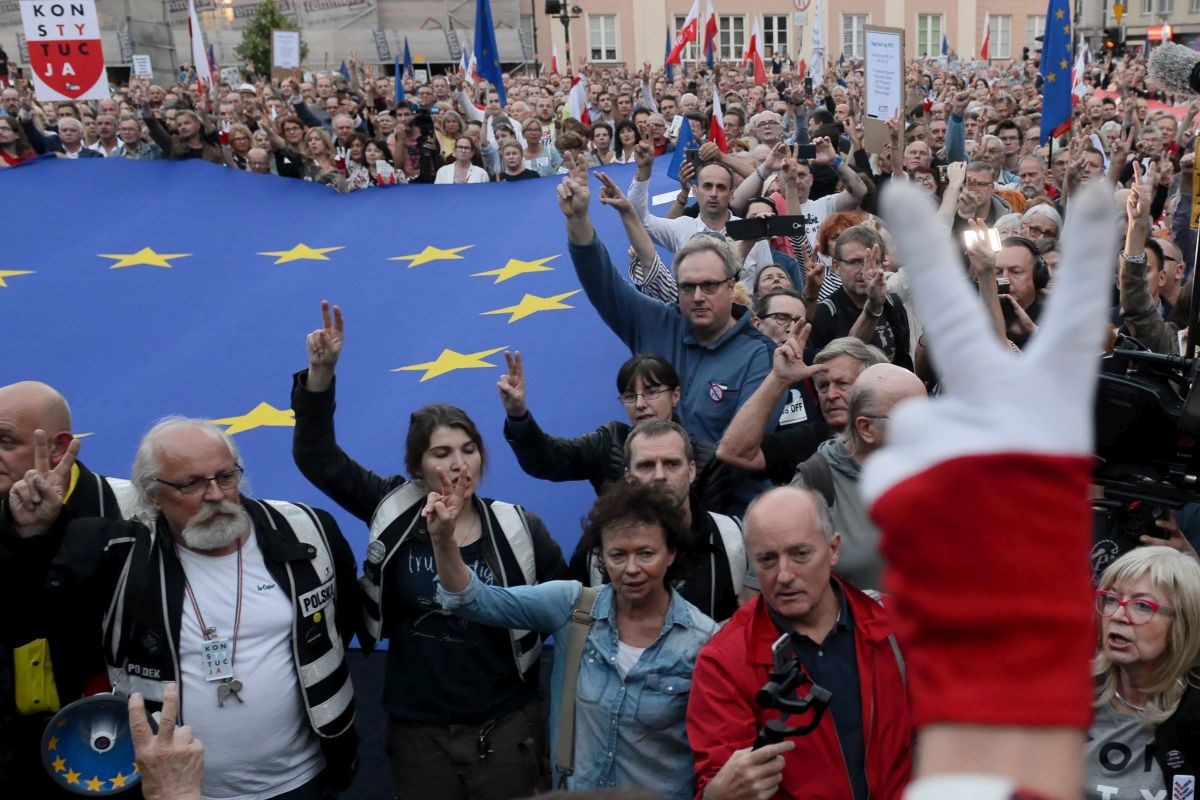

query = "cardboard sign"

[
  {"left": 20, "top": 0, "right": 108, "bottom": 101},
  {"left": 131, "top": 53, "right": 152, "bottom": 77}
]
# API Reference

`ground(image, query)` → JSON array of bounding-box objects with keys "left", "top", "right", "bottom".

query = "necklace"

[
  {"left": 1114, "top": 690, "right": 1146, "bottom": 713},
  {"left": 179, "top": 540, "right": 246, "bottom": 707}
]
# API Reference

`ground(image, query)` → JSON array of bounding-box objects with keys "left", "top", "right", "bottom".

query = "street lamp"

[{"left": 545, "top": 1, "right": 583, "bottom": 68}]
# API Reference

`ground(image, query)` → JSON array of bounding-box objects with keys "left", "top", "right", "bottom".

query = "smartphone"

[
  {"left": 804, "top": 76, "right": 814, "bottom": 96},
  {"left": 996, "top": 275, "right": 1011, "bottom": 295},
  {"left": 726, "top": 215, "right": 808, "bottom": 241},
  {"left": 962, "top": 227, "right": 1002, "bottom": 253},
  {"left": 797, "top": 143, "right": 817, "bottom": 160},
  {"left": 684, "top": 145, "right": 701, "bottom": 184},
  {"left": 938, "top": 165, "right": 948, "bottom": 183}
]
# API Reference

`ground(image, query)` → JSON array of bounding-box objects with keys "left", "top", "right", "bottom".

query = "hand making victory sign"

[
  {"left": 305, "top": 299, "right": 344, "bottom": 393},
  {"left": 7, "top": 429, "right": 79, "bottom": 538}
]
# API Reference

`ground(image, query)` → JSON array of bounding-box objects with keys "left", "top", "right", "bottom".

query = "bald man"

[
  {"left": 791, "top": 364, "right": 927, "bottom": 589},
  {"left": 0, "top": 381, "right": 133, "bottom": 796},
  {"left": 688, "top": 486, "right": 913, "bottom": 800}
]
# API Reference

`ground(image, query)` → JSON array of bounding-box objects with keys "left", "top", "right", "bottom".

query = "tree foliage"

[{"left": 235, "top": 0, "right": 308, "bottom": 77}]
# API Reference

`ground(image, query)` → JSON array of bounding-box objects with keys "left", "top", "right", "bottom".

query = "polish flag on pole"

[
  {"left": 550, "top": 43, "right": 560, "bottom": 74},
  {"left": 980, "top": 13, "right": 991, "bottom": 60},
  {"left": 703, "top": 0, "right": 718, "bottom": 67},
  {"left": 709, "top": 85, "right": 728, "bottom": 152},
  {"left": 666, "top": 0, "right": 700, "bottom": 65},
  {"left": 568, "top": 72, "right": 590, "bottom": 124},
  {"left": 187, "top": 0, "right": 212, "bottom": 95},
  {"left": 744, "top": 16, "right": 766, "bottom": 85}
]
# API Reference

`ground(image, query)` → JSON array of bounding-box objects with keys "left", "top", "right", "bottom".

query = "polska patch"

[
  {"left": 708, "top": 382, "right": 728, "bottom": 402},
  {"left": 299, "top": 579, "right": 335, "bottom": 616}
]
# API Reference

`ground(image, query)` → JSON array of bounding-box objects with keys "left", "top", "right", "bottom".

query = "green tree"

[{"left": 235, "top": 0, "right": 307, "bottom": 77}]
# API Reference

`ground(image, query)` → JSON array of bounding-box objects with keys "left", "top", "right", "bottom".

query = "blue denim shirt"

[{"left": 437, "top": 574, "right": 717, "bottom": 799}]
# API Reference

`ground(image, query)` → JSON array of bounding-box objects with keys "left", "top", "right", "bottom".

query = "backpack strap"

[
  {"left": 555, "top": 585, "right": 599, "bottom": 788},
  {"left": 863, "top": 588, "right": 906, "bottom": 689}
]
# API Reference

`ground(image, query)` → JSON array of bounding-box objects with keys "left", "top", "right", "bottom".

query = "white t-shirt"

[
  {"left": 177, "top": 529, "right": 324, "bottom": 800},
  {"left": 797, "top": 193, "right": 841, "bottom": 255},
  {"left": 616, "top": 641, "right": 647, "bottom": 680}
]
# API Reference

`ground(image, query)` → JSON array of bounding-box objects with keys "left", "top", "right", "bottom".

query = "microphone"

[{"left": 1148, "top": 43, "right": 1200, "bottom": 96}]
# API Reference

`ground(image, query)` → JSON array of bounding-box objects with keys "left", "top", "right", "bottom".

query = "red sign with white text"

[{"left": 20, "top": 0, "right": 108, "bottom": 101}]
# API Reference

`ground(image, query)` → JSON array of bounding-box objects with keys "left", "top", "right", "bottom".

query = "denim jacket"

[{"left": 437, "top": 574, "right": 716, "bottom": 799}]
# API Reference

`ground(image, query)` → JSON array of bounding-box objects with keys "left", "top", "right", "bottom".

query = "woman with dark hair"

[
  {"left": 432, "top": 479, "right": 717, "bottom": 798},
  {"left": 291, "top": 302, "right": 566, "bottom": 800},
  {"left": 363, "top": 138, "right": 403, "bottom": 185},
  {"left": 612, "top": 120, "right": 640, "bottom": 164},
  {"left": 434, "top": 136, "right": 490, "bottom": 183},
  {"left": 343, "top": 132, "right": 372, "bottom": 191},
  {"left": 0, "top": 116, "right": 36, "bottom": 166}
]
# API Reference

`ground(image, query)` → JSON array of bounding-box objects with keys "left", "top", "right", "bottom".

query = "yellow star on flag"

[
  {"left": 1047, "top": 72, "right": 1057, "bottom": 83},
  {"left": 86, "top": 775, "right": 104, "bottom": 791},
  {"left": 109, "top": 772, "right": 129, "bottom": 788},
  {"left": 1055, "top": 8, "right": 1064, "bottom": 17},
  {"left": 1060, "top": 59, "right": 1069, "bottom": 70},
  {"left": 393, "top": 346, "right": 508, "bottom": 382},
  {"left": 1063, "top": 24, "right": 1070, "bottom": 34},
  {"left": 482, "top": 290, "right": 582, "bottom": 323},
  {"left": 210, "top": 402, "right": 295, "bottom": 435},
  {"left": 0, "top": 269, "right": 33, "bottom": 287},
  {"left": 388, "top": 244, "right": 474, "bottom": 268},
  {"left": 472, "top": 255, "right": 559, "bottom": 284},
  {"left": 51, "top": 757, "right": 66, "bottom": 773},
  {"left": 65, "top": 769, "right": 81, "bottom": 784},
  {"left": 47, "top": 736, "right": 59, "bottom": 750},
  {"left": 98, "top": 247, "right": 190, "bottom": 270},
  {"left": 257, "top": 243, "right": 345, "bottom": 265}
]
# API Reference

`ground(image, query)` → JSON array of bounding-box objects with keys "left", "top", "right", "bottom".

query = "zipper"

[{"left": 159, "top": 546, "right": 182, "bottom": 722}]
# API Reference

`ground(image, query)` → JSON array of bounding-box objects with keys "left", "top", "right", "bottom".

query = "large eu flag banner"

[{"left": 2, "top": 157, "right": 682, "bottom": 561}]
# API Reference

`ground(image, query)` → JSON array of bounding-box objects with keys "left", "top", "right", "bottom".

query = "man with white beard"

[{"left": 17, "top": 417, "right": 361, "bottom": 799}]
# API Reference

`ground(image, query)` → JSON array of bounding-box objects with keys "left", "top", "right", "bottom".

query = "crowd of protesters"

[{"left": 4, "top": 38, "right": 1200, "bottom": 800}]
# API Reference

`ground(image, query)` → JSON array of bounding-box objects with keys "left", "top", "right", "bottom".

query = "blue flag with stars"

[
  {"left": 394, "top": 54, "right": 405, "bottom": 104},
  {"left": 1, "top": 158, "right": 695, "bottom": 565},
  {"left": 473, "top": 0, "right": 507, "bottom": 106},
  {"left": 403, "top": 37, "right": 415, "bottom": 78},
  {"left": 665, "top": 28, "right": 675, "bottom": 82},
  {"left": 1038, "top": 0, "right": 1072, "bottom": 144}
]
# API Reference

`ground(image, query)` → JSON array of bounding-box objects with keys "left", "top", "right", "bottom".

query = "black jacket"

[
  {"left": 808, "top": 286, "right": 914, "bottom": 371},
  {"left": 1156, "top": 685, "right": 1200, "bottom": 786}
]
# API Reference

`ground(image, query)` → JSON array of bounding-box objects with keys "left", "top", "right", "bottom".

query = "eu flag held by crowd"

[
  {"left": 0, "top": 157, "right": 683, "bottom": 562},
  {"left": 1038, "top": 0, "right": 1073, "bottom": 143}
]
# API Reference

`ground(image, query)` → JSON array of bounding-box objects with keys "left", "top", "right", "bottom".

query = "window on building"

[
  {"left": 719, "top": 15, "right": 746, "bottom": 62},
  {"left": 1190, "top": 0, "right": 1199, "bottom": 13},
  {"left": 916, "top": 14, "right": 943, "bottom": 57},
  {"left": 588, "top": 15, "right": 617, "bottom": 62},
  {"left": 1026, "top": 15, "right": 1045, "bottom": 51},
  {"left": 762, "top": 14, "right": 789, "bottom": 59},
  {"left": 842, "top": 14, "right": 866, "bottom": 59},
  {"left": 1141, "top": 0, "right": 1154, "bottom": 13},
  {"left": 671, "top": 14, "right": 699, "bottom": 62},
  {"left": 991, "top": 15, "right": 1011, "bottom": 59},
  {"left": 1159, "top": 0, "right": 1175, "bottom": 11}
]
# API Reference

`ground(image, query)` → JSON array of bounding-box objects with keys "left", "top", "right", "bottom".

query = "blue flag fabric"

[
  {"left": 667, "top": 111, "right": 697, "bottom": 181},
  {"left": 403, "top": 37, "right": 414, "bottom": 79},
  {"left": 473, "top": 0, "right": 507, "bottom": 106},
  {"left": 339, "top": 60, "right": 351, "bottom": 81},
  {"left": 2, "top": 158, "right": 692, "bottom": 562},
  {"left": 665, "top": 28, "right": 675, "bottom": 82},
  {"left": 1038, "top": 0, "right": 1072, "bottom": 144},
  {"left": 941, "top": 33, "right": 948, "bottom": 56},
  {"left": 394, "top": 54, "right": 404, "bottom": 104}
]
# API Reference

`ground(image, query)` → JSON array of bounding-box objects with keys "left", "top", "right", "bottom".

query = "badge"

[
  {"left": 1173, "top": 775, "right": 1195, "bottom": 800},
  {"left": 202, "top": 638, "right": 232, "bottom": 682},
  {"left": 708, "top": 382, "right": 728, "bottom": 402},
  {"left": 367, "top": 540, "right": 386, "bottom": 565}
]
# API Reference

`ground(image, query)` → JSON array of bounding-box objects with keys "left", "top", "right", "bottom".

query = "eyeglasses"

[
  {"left": 619, "top": 387, "right": 670, "bottom": 405},
  {"left": 965, "top": 179, "right": 994, "bottom": 190},
  {"left": 1094, "top": 589, "right": 1175, "bottom": 625},
  {"left": 1025, "top": 224, "right": 1058, "bottom": 238},
  {"left": 677, "top": 279, "right": 732, "bottom": 296},
  {"left": 835, "top": 257, "right": 868, "bottom": 268},
  {"left": 761, "top": 312, "right": 803, "bottom": 327},
  {"left": 154, "top": 466, "right": 244, "bottom": 498}
]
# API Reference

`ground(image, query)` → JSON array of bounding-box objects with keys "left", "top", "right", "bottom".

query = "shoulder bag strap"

[{"left": 554, "top": 585, "right": 599, "bottom": 787}]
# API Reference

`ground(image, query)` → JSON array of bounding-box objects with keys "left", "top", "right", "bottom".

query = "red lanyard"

[{"left": 179, "top": 539, "right": 244, "bottom": 671}]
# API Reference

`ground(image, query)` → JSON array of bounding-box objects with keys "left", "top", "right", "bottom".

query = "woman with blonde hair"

[{"left": 1087, "top": 545, "right": 1200, "bottom": 797}]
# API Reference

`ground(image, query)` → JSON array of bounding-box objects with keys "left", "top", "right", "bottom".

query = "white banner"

[{"left": 20, "top": 0, "right": 108, "bottom": 100}]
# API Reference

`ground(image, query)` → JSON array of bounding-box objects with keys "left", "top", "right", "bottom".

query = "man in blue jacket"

[{"left": 558, "top": 153, "right": 775, "bottom": 444}]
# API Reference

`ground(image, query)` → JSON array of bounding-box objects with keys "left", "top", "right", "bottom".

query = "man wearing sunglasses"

[{"left": 13, "top": 417, "right": 362, "bottom": 799}]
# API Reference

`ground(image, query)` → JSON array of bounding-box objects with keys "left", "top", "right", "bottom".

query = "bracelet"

[
  {"left": 676, "top": 193, "right": 689, "bottom": 204},
  {"left": 1120, "top": 250, "right": 1147, "bottom": 265},
  {"left": 832, "top": 155, "right": 844, "bottom": 169},
  {"left": 754, "top": 165, "right": 766, "bottom": 182},
  {"left": 863, "top": 304, "right": 883, "bottom": 319}
]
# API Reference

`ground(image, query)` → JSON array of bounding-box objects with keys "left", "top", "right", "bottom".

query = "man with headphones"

[{"left": 995, "top": 235, "right": 1051, "bottom": 349}]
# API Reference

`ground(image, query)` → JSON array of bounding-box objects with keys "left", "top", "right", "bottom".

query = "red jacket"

[{"left": 687, "top": 579, "right": 913, "bottom": 799}]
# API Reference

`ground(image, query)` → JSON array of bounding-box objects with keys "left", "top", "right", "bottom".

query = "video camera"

[{"left": 1091, "top": 335, "right": 1200, "bottom": 574}]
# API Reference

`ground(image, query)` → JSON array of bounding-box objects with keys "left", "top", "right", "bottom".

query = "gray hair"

[
  {"left": 672, "top": 234, "right": 739, "bottom": 281},
  {"left": 745, "top": 485, "right": 836, "bottom": 544},
  {"left": 1022, "top": 203, "right": 1062, "bottom": 231},
  {"left": 833, "top": 225, "right": 887, "bottom": 264},
  {"left": 131, "top": 417, "right": 244, "bottom": 517},
  {"left": 995, "top": 213, "right": 1024, "bottom": 238},
  {"left": 966, "top": 160, "right": 995, "bottom": 180},
  {"left": 623, "top": 419, "right": 694, "bottom": 468},
  {"left": 813, "top": 337, "right": 888, "bottom": 371},
  {"left": 844, "top": 377, "right": 883, "bottom": 453}
]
